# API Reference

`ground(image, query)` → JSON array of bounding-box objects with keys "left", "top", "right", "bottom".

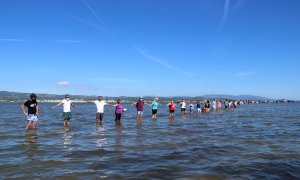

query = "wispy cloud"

[
  {"left": 56, "top": 81, "right": 71, "bottom": 87},
  {"left": 83, "top": 1, "right": 106, "bottom": 28},
  {"left": 235, "top": 72, "right": 255, "bottom": 77},
  {"left": 0, "top": 38, "right": 26, "bottom": 42},
  {"left": 134, "top": 46, "right": 193, "bottom": 77},
  {"left": 218, "top": 0, "right": 247, "bottom": 32},
  {"left": 63, "top": 13, "right": 106, "bottom": 32},
  {"left": 218, "top": 0, "right": 231, "bottom": 32},
  {"left": 53, "top": 40, "right": 86, "bottom": 43}
]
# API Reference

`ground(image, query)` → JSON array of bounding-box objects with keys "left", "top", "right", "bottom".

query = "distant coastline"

[{"left": 0, "top": 91, "right": 295, "bottom": 103}]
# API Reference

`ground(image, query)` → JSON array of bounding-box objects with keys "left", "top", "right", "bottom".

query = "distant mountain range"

[{"left": 0, "top": 91, "right": 272, "bottom": 101}]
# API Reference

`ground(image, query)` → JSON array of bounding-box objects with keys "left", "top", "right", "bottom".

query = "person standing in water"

[
  {"left": 179, "top": 99, "right": 187, "bottom": 116},
  {"left": 196, "top": 101, "right": 202, "bottom": 114},
  {"left": 94, "top": 96, "right": 111, "bottom": 124},
  {"left": 112, "top": 99, "right": 124, "bottom": 126},
  {"left": 217, "top": 100, "right": 222, "bottom": 111},
  {"left": 167, "top": 100, "right": 176, "bottom": 118},
  {"left": 52, "top": 94, "right": 76, "bottom": 127},
  {"left": 224, "top": 99, "right": 229, "bottom": 109},
  {"left": 149, "top": 98, "right": 160, "bottom": 119},
  {"left": 189, "top": 100, "right": 195, "bottom": 114},
  {"left": 132, "top": 97, "right": 145, "bottom": 120},
  {"left": 21, "top": 93, "right": 39, "bottom": 131},
  {"left": 203, "top": 100, "right": 210, "bottom": 113},
  {"left": 212, "top": 99, "right": 217, "bottom": 111}
]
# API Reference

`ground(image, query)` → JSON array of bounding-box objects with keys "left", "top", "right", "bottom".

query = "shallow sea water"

[{"left": 0, "top": 102, "right": 300, "bottom": 179}]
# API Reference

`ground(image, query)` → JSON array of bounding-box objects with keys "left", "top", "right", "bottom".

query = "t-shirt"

[
  {"left": 24, "top": 100, "right": 38, "bottom": 115},
  {"left": 62, "top": 99, "right": 72, "bottom": 112},
  {"left": 95, "top": 100, "right": 107, "bottom": 113},
  {"left": 181, "top": 102, "right": 186, "bottom": 108},
  {"left": 189, "top": 104, "right": 194, "bottom": 109},
  {"left": 212, "top": 101, "right": 217, "bottom": 108},
  {"left": 152, "top": 102, "right": 158, "bottom": 110},
  {"left": 136, "top": 100, "right": 145, "bottom": 111}
]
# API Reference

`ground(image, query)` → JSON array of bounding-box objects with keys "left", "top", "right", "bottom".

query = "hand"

[
  {"left": 36, "top": 113, "right": 39, "bottom": 117},
  {"left": 24, "top": 113, "right": 28, "bottom": 117}
]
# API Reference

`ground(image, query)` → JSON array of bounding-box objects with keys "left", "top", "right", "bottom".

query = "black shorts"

[
  {"left": 181, "top": 108, "right": 186, "bottom": 112},
  {"left": 170, "top": 110, "right": 175, "bottom": 113},
  {"left": 96, "top": 113, "right": 104, "bottom": 120},
  {"left": 152, "top": 109, "right": 158, "bottom": 114}
]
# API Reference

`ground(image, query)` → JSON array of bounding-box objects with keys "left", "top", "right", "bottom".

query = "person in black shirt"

[{"left": 21, "top": 93, "right": 39, "bottom": 131}]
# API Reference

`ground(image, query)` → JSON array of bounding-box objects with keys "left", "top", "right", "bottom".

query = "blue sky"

[{"left": 0, "top": 0, "right": 299, "bottom": 99}]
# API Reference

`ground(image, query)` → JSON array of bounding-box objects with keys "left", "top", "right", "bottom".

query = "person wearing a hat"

[
  {"left": 21, "top": 93, "right": 39, "bottom": 131},
  {"left": 52, "top": 94, "right": 76, "bottom": 127},
  {"left": 132, "top": 97, "right": 146, "bottom": 120}
]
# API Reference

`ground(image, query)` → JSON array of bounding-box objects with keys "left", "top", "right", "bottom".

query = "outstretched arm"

[
  {"left": 71, "top": 103, "right": 76, "bottom": 109},
  {"left": 52, "top": 102, "right": 62, "bottom": 109}
]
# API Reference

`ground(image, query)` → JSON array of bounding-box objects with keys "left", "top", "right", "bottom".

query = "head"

[
  {"left": 182, "top": 99, "right": 185, "bottom": 102},
  {"left": 30, "top": 93, "right": 37, "bottom": 101},
  {"left": 154, "top": 97, "right": 158, "bottom": 102},
  {"left": 170, "top": 100, "right": 173, "bottom": 103},
  {"left": 139, "top": 96, "right": 143, "bottom": 101},
  {"left": 98, "top": 96, "right": 103, "bottom": 101},
  {"left": 65, "top": 94, "right": 70, "bottom": 100},
  {"left": 117, "top": 99, "right": 122, "bottom": 104}
]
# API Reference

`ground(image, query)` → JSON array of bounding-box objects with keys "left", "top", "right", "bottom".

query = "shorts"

[
  {"left": 27, "top": 114, "right": 38, "bottom": 121},
  {"left": 181, "top": 108, "right": 186, "bottom": 112},
  {"left": 96, "top": 113, "right": 104, "bottom": 120},
  {"left": 170, "top": 110, "right": 175, "bottom": 113},
  {"left": 152, "top": 109, "right": 158, "bottom": 114},
  {"left": 63, "top": 112, "right": 72, "bottom": 120},
  {"left": 137, "top": 111, "right": 143, "bottom": 115},
  {"left": 115, "top": 113, "right": 122, "bottom": 121}
]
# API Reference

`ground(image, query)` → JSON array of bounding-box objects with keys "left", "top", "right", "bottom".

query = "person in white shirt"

[
  {"left": 52, "top": 94, "right": 76, "bottom": 127},
  {"left": 212, "top": 99, "right": 217, "bottom": 111},
  {"left": 94, "top": 96, "right": 111, "bottom": 124},
  {"left": 179, "top": 99, "right": 187, "bottom": 116}
]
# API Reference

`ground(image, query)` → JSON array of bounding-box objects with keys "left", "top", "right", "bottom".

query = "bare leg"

[
  {"left": 64, "top": 120, "right": 67, "bottom": 127},
  {"left": 32, "top": 121, "right": 37, "bottom": 129},
  {"left": 25, "top": 121, "right": 32, "bottom": 131}
]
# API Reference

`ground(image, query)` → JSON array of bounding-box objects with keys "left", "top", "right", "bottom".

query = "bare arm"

[
  {"left": 71, "top": 103, "right": 76, "bottom": 109},
  {"left": 36, "top": 105, "right": 39, "bottom": 116},
  {"left": 21, "top": 105, "right": 27, "bottom": 117},
  {"left": 52, "top": 102, "right": 63, "bottom": 109}
]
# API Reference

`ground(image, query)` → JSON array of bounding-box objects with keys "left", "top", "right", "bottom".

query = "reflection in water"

[
  {"left": 63, "top": 128, "right": 74, "bottom": 152},
  {"left": 115, "top": 126, "right": 123, "bottom": 147},
  {"left": 25, "top": 130, "right": 39, "bottom": 159},
  {"left": 96, "top": 125, "right": 106, "bottom": 148}
]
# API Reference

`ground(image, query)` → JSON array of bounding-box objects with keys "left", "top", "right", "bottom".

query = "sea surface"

[{"left": 0, "top": 102, "right": 300, "bottom": 179}]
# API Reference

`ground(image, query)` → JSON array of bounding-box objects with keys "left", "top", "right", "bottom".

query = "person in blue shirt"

[{"left": 148, "top": 98, "right": 160, "bottom": 119}]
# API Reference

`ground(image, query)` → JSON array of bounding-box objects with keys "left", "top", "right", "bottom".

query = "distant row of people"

[{"left": 21, "top": 94, "right": 245, "bottom": 131}]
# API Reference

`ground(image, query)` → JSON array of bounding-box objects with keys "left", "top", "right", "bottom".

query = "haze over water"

[{"left": 1, "top": 102, "right": 300, "bottom": 179}]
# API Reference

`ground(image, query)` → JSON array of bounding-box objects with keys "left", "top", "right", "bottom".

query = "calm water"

[{"left": 1, "top": 102, "right": 300, "bottom": 179}]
